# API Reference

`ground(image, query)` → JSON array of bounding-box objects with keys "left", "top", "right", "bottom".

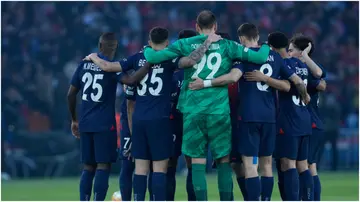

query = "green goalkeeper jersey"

[{"left": 144, "top": 34, "right": 270, "bottom": 115}]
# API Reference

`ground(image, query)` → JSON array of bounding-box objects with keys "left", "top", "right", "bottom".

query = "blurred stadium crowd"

[{"left": 1, "top": 2, "right": 359, "bottom": 176}]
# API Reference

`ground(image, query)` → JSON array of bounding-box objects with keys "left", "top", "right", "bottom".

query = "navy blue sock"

[
  {"left": 133, "top": 174, "right": 147, "bottom": 201},
  {"left": 166, "top": 167, "right": 177, "bottom": 201},
  {"left": 79, "top": 169, "right": 95, "bottom": 201},
  {"left": 313, "top": 175, "right": 321, "bottom": 201},
  {"left": 236, "top": 177, "right": 247, "bottom": 200},
  {"left": 245, "top": 176, "right": 261, "bottom": 201},
  {"left": 186, "top": 168, "right": 196, "bottom": 201},
  {"left": 261, "top": 176, "right": 274, "bottom": 201},
  {"left": 299, "top": 170, "right": 314, "bottom": 201},
  {"left": 119, "top": 160, "right": 134, "bottom": 201},
  {"left": 152, "top": 172, "right": 167, "bottom": 201},
  {"left": 277, "top": 170, "right": 285, "bottom": 201},
  {"left": 283, "top": 168, "right": 299, "bottom": 201},
  {"left": 148, "top": 171, "right": 153, "bottom": 201},
  {"left": 93, "top": 169, "right": 110, "bottom": 201}
]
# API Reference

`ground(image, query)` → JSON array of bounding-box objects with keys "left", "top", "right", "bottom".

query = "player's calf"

[
  {"left": 184, "top": 155, "right": 196, "bottom": 201},
  {"left": 191, "top": 158, "right": 208, "bottom": 201},
  {"left": 280, "top": 158, "right": 299, "bottom": 200},
  {"left": 119, "top": 159, "right": 134, "bottom": 201},
  {"left": 149, "top": 159, "right": 169, "bottom": 201},
  {"left": 166, "top": 158, "right": 178, "bottom": 201},
  {"left": 297, "top": 160, "right": 314, "bottom": 201},
  {"left": 309, "top": 163, "right": 321, "bottom": 201},
  {"left": 133, "top": 159, "right": 150, "bottom": 201},
  {"left": 80, "top": 164, "right": 96, "bottom": 201},
  {"left": 259, "top": 156, "right": 274, "bottom": 201},
  {"left": 93, "top": 163, "right": 111, "bottom": 201},
  {"left": 214, "top": 155, "right": 233, "bottom": 201},
  {"left": 231, "top": 162, "right": 247, "bottom": 201},
  {"left": 242, "top": 156, "right": 260, "bottom": 201}
]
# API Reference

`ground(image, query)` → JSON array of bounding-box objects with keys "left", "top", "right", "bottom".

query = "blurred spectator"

[{"left": 1, "top": 1, "right": 358, "bottom": 132}]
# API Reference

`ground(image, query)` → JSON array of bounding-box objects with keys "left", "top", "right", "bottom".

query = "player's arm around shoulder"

[
  {"left": 178, "top": 33, "right": 223, "bottom": 69},
  {"left": 244, "top": 69, "right": 291, "bottom": 92},
  {"left": 144, "top": 34, "right": 210, "bottom": 64},
  {"left": 117, "top": 62, "right": 151, "bottom": 86},
  {"left": 84, "top": 53, "right": 124, "bottom": 72},
  {"left": 189, "top": 66, "right": 242, "bottom": 90},
  {"left": 229, "top": 40, "right": 270, "bottom": 64}
]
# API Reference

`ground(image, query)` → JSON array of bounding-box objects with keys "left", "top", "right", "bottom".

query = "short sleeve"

[
  {"left": 120, "top": 54, "right": 137, "bottom": 72},
  {"left": 280, "top": 60, "right": 295, "bottom": 79},
  {"left": 232, "top": 60, "right": 244, "bottom": 73},
  {"left": 70, "top": 63, "right": 83, "bottom": 88}
]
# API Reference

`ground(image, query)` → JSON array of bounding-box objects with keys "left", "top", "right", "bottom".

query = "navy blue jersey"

[
  {"left": 124, "top": 51, "right": 178, "bottom": 120},
  {"left": 117, "top": 71, "right": 136, "bottom": 127},
  {"left": 306, "top": 63, "right": 326, "bottom": 130},
  {"left": 236, "top": 49, "right": 295, "bottom": 123},
  {"left": 171, "top": 69, "right": 184, "bottom": 120},
  {"left": 70, "top": 54, "right": 118, "bottom": 132},
  {"left": 277, "top": 57, "right": 311, "bottom": 136}
]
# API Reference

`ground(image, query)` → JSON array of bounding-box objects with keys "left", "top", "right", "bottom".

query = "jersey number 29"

[
  {"left": 137, "top": 68, "right": 163, "bottom": 96},
  {"left": 82, "top": 73, "right": 103, "bottom": 102},
  {"left": 192, "top": 53, "right": 222, "bottom": 79}
]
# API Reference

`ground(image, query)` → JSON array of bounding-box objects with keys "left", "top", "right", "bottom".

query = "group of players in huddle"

[{"left": 67, "top": 10, "right": 326, "bottom": 201}]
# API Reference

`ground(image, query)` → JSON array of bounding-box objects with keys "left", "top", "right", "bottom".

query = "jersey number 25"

[{"left": 82, "top": 73, "right": 103, "bottom": 102}]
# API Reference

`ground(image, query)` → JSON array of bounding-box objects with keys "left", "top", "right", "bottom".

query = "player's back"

[
  {"left": 238, "top": 49, "right": 285, "bottom": 123},
  {"left": 73, "top": 59, "right": 117, "bottom": 132},
  {"left": 132, "top": 52, "right": 177, "bottom": 120},
  {"left": 178, "top": 38, "right": 238, "bottom": 115},
  {"left": 277, "top": 57, "right": 311, "bottom": 136},
  {"left": 306, "top": 63, "right": 326, "bottom": 130}
]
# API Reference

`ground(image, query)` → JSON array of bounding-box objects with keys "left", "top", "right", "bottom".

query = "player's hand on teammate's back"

[
  {"left": 189, "top": 78, "right": 205, "bottom": 90},
  {"left": 71, "top": 121, "right": 80, "bottom": 139},
  {"left": 244, "top": 70, "right": 268, "bottom": 82},
  {"left": 206, "top": 33, "right": 222, "bottom": 43}
]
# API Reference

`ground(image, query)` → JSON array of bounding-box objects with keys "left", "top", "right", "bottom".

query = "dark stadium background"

[{"left": 1, "top": 1, "right": 359, "bottom": 200}]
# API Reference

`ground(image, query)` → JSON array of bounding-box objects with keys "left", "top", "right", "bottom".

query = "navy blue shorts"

[
  {"left": 132, "top": 118, "right": 173, "bottom": 161},
  {"left": 80, "top": 131, "right": 117, "bottom": 164},
  {"left": 308, "top": 128, "right": 324, "bottom": 164},
  {"left": 230, "top": 119, "right": 242, "bottom": 163},
  {"left": 172, "top": 118, "right": 183, "bottom": 158},
  {"left": 275, "top": 134, "right": 309, "bottom": 161},
  {"left": 119, "top": 119, "right": 132, "bottom": 160},
  {"left": 238, "top": 121, "right": 276, "bottom": 157}
]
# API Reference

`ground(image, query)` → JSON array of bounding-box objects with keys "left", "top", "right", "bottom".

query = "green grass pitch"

[{"left": 1, "top": 172, "right": 358, "bottom": 201}]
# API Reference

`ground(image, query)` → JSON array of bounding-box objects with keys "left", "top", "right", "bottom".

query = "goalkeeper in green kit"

[{"left": 144, "top": 10, "right": 270, "bottom": 201}]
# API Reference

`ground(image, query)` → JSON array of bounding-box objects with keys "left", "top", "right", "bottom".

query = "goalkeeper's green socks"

[
  {"left": 192, "top": 164, "right": 208, "bottom": 201},
  {"left": 217, "top": 162, "right": 234, "bottom": 201}
]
